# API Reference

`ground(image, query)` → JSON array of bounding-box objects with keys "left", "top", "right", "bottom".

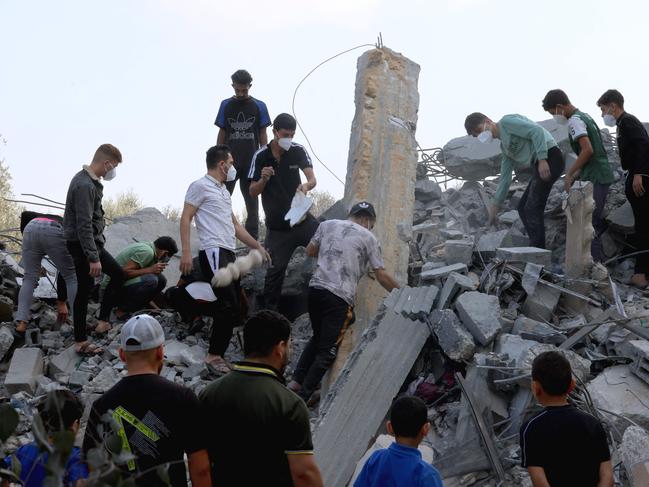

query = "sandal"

[
  {"left": 94, "top": 321, "right": 112, "bottom": 335},
  {"left": 75, "top": 342, "right": 104, "bottom": 356},
  {"left": 205, "top": 357, "right": 232, "bottom": 375}
]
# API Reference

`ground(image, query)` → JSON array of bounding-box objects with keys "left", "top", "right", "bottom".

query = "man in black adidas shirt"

[
  {"left": 249, "top": 113, "right": 319, "bottom": 311},
  {"left": 520, "top": 351, "right": 612, "bottom": 487},
  {"left": 82, "top": 315, "right": 211, "bottom": 487},
  {"left": 215, "top": 69, "right": 271, "bottom": 239}
]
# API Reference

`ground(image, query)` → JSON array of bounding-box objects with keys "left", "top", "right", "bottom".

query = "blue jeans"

[{"left": 117, "top": 274, "right": 167, "bottom": 312}]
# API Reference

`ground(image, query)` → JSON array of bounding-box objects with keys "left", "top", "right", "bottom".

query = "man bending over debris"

[
  {"left": 597, "top": 89, "right": 649, "bottom": 288},
  {"left": 288, "top": 201, "right": 399, "bottom": 403},
  {"left": 465, "top": 113, "right": 564, "bottom": 249},
  {"left": 63, "top": 144, "right": 125, "bottom": 355},
  {"left": 82, "top": 314, "right": 211, "bottom": 487},
  {"left": 180, "top": 144, "right": 269, "bottom": 373},
  {"left": 101, "top": 236, "right": 177, "bottom": 317},
  {"left": 520, "top": 351, "right": 613, "bottom": 487},
  {"left": 200, "top": 310, "right": 323, "bottom": 486},
  {"left": 542, "top": 89, "right": 615, "bottom": 263}
]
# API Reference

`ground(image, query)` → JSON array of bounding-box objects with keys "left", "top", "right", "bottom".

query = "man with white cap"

[{"left": 82, "top": 314, "right": 211, "bottom": 487}]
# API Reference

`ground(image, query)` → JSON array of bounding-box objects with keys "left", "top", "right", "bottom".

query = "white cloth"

[
  {"left": 285, "top": 191, "right": 313, "bottom": 227},
  {"left": 185, "top": 282, "right": 217, "bottom": 302},
  {"left": 184, "top": 175, "right": 236, "bottom": 251}
]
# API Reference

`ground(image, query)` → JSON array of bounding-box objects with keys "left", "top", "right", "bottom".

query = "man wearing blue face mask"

[
  {"left": 465, "top": 113, "right": 564, "bottom": 249},
  {"left": 597, "top": 89, "right": 649, "bottom": 288},
  {"left": 542, "top": 89, "right": 615, "bottom": 263}
]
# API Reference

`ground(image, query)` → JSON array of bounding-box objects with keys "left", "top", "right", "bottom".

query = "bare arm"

[
  {"left": 527, "top": 466, "right": 551, "bottom": 487},
  {"left": 232, "top": 213, "right": 270, "bottom": 261},
  {"left": 567, "top": 137, "right": 593, "bottom": 179},
  {"left": 250, "top": 166, "right": 274, "bottom": 197},
  {"left": 597, "top": 460, "right": 614, "bottom": 487},
  {"left": 306, "top": 241, "right": 319, "bottom": 258},
  {"left": 259, "top": 127, "right": 268, "bottom": 146},
  {"left": 188, "top": 449, "right": 212, "bottom": 487},
  {"left": 288, "top": 454, "right": 323, "bottom": 487},
  {"left": 180, "top": 203, "right": 198, "bottom": 274},
  {"left": 374, "top": 268, "right": 400, "bottom": 292},
  {"left": 122, "top": 259, "right": 165, "bottom": 279},
  {"left": 297, "top": 167, "right": 317, "bottom": 194},
  {"left": 217, "top": 128, "right": 226, "bottom": 145}
]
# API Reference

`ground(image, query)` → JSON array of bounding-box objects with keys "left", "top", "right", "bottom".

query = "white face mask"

[
  {"left": 226, "top": 164, "right": 237, "bottom": 182},
  {"left": 603, "top": 114, "right": 616, "bottom": 127},
  {"left": 478, "top": 130, "right": 493, "bottom": 143},
  {"left": 103, "top": 164, "right": 117, "bottom": 181},
  {"left": 278, "top": 137, "right": 293, "bottom": 151}
]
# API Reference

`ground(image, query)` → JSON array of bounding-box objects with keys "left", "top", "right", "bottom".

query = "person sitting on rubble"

[
  {"left": 100, "top": 236, "right": 178, "bottom": 318},
  {"left": 199, "top": 310, "right": 324, "bottom": 486},
  {"left": 520, "top": 351, "right": 613, "bottom": 487},
  {"left": 179, "top": 144, "right": 269, "bottom": 374},
  {"left": 597, "top": 89, "right": 649, "bottom": 288},
  {"left": 14, "top": 211, "right": 78, "bottom": 337},
  {"left": 82, "top": 314, "right": 211, "bottom": 487},
  {"left": 354, "top": 395, "right": 443, "bottom": 487},
  {"left": 1, "top": 389, "right": 88, "bottom": 487},
  {"left": 464, "top": 113, "right": 565, "bottom": 249},
  {"left": 288, "top": 201, "right": 399, "bottom": 404},
  {"left": 542, "top": 89, "right": 615, "bottom": 263}
]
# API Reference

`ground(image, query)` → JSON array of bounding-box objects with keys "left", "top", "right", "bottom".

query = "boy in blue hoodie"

[{"left": 354, "top": 396, "right": 443, "bottom": 487}]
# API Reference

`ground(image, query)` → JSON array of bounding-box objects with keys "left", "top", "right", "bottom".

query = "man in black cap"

[
  {"left": 249, "top": 112, "right": 319, "bottom": 311},
  {"left": 288, "top": 202, "right": 400, "bottom": 403}
]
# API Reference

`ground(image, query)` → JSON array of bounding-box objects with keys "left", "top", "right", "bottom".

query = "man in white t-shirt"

[{"left": 180, "top": 145, "right": 269, "bottom": 373}]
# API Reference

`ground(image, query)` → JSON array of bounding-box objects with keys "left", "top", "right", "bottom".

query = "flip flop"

[
  {"left": 75, "top": 342, "right": 104, "bottom": 356},
  {"left": 205, "top": 358, "right": 232, "bottom": 375},
  {"left": 94, "top": 321, "right": 112, "bottom": 335}
]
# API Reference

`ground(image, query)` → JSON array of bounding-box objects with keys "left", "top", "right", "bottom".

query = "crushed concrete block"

[
  {"left": 429, "top": 310, "right": 475, "bottom": 361},
  {"left": 444, "top": 240, "right": 474, "bottom": 266},
  {"left": 620, "top": 426, "right": 649, "bottom": 487},
  {"left": 436, "top": 272, "right": 476, "bottom": 310},
  {"left": 607, "top": 200, "right": 635, "bottom": 234},
  {"left": 521, "top": 282, "right": 561, "bottom": 322},
  {"left": 412, "top": 222, "right": 439, "bottom": 234},
  {"left": 25, "top": 328, "right": 42, "bottom": 347},
  {"left": 5, "top": 347, "right": 44, "bottom": 394},
  {"left": 181, "top": 345, "right": 207, "bottom": 367},
  {"left": 522, "top": 344, "right": 591, "bottom": 382},
  {"left": 628, "top": 340, "right": 649, "bottom": 385},
  {"left": 498, "top": 210, "right": 520, "bottom": 225},
  {"left": 49, "top": 345, "right": 82, "bottom": 377},
  {"left": 495, "top": 333, "right": 540, "bottom": 367},
  {"left": 387, "top": 286, "right": 439, "bottom": 321},
  {"left": 512, "top": 316, "right": 564, "bottom": 345},
  {"left": 164, "top": 339, "right": 190, "bottom": 364},
  {"left": 455, "top": 292, "right": 502, "bottom": 346},
  {"left": 475, "top": 230, "right": 512, "bottom": 257},
  {"left": 0, "top": 325, "right": 14, "bottom": 361},
  {"left": 421, "top": 261, "right": 446, "bottom": 273},
  {"left": 69, "top": 370, "right": 92, "bottom": 388},
  {"left": 420, "top": 263, "right": 468, "bottom": 282},
  {"left": 496, "top": 247, "right": 552, "bottom": 267},
  {"left": 88, "top": 367, "right": 120, "bottom": 392},
  {"left": 415, "top": 179, "right": 442, "bottom": 202},
  {"left": 441, "top": 134, "right": 502, "bottom": 181},
  {"left": 557, "top": 314, "right": 586, "bottom": 332},
  {"left": 0, "top": 296, "right": 13, "bottom": 322},
  {"left": 440, "top": 229, "right": 465, "bottom": 240}
]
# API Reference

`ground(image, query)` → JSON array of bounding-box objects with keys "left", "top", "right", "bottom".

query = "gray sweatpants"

[{"left": 16, "top": 219, "right": 78, "bottom": 323}]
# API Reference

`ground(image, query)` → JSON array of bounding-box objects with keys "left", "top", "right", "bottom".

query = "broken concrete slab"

[
  {"left": 444, "top": 240, "right": 474, "bottom": 266},
  {"left": 420, "top": 263, "right": 468, "bottom": 283},
  {"left": 606, "top": 200, "right": 635, "bottom": 234},
  {"left": 313, "top": 308, "right": 431, "bottom": 487},
  {"left": 475, "top": 230, "right": 512, "bottom": 258},
  {"left": 628, "top": 340, "right": 649, "bottom": 386},
  {"left": 620, "top": 426, "right": 649, "bottom": 487},
  {"left": 87, "top": 366, "right": 120, "bottom": 392},
  {"left": 455, "top": 291, "right": 502, "bottom": 346},
  {"left": 415, "top": 179, "right": 442, "bottom": 202},
  {"left": 495, "top": 333, "right": 540, "bottom": 367},
  {"left": 436, "top": 272, "right": 476, "bottom": 310},
  {"left": 164, "top": 339, "right": 190, "bottom": 365},
  {"left": 440, "top": 229, "right": 466, "bottom": 240},
  {"left": 49, "top": 345, "right": 82, "bottom": 377},
  {"left": 498, "top": 210, "right": 520, "bottom": 225},
  {"left": 521, "top": 282, "right": 561, "bottom": 322},
  {"left": 512, "top": 316, "right": 564, "bottom": 345},
  {"left": 496, "top": 247, "right": 551, "bottom": 267},
  {"left": 429, "top": 310, "right": 475, "bottom": 362},
  {"left": 440, "top": 135, "right": 502, "bottom": 181},
  {"left": 522, "top": 344, "right": 591, "bottom": 382},
  {"left": 5, "top": 347, "right": 44, "bottom": 394},
  {"left": 0, "top": 325, "right": 14, "bottom": 361}
]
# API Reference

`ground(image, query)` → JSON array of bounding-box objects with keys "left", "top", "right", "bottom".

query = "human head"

[
  {"left": 597, "top": 89, "right": 625, "bottom": 121},
  {"left": 243, "top": 310, "right": 292, "bottom": 373},
  {"left": 349, "top": 201, "right": 376, "bottom": 230},
  {"left": 90, "top": 143, "right": 122, "bottom": 179},
  {"left": 118, "top": 314, "right": 166, "bottom": 373},
  {"left": 542, "top": 89, "right": 572, "bottom": 115},
  {"left": 153, "top": 236, "right": 178, "bottom": 262},
  {"left": 387, "top": 395, "right": 430, "bottom": 442},
  {"left": 205, "top": 144, "right": 234, "bottom": 182},
  {"left": 38, "top": 389, "right": 84, "bottom": 435},
  {"left": 272, "top": 113, "right": 297, "bottom": 150},
  {"left": 531, "top": 351, "right": 575, "bottom": 400},
  {"left": 464, "top": 112, "right": 498, "bottom": 139},
  {"left": 231, "top": 69, "right": 253, "bottom": 99}
]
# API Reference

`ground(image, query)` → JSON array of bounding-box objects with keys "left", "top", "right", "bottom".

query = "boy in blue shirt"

[
  {"left": 2, "top": 389, "right": 88, "bottom": 487},
  {"left": 354, "top": 396, "right": 443, "bottom": 487}
]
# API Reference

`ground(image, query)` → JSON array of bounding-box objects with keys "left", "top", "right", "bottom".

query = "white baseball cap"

[{"left": 120, "top": 314, "right": 165, "bottom": 352}]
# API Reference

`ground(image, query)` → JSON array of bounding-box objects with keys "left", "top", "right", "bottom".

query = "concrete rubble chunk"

[
  {"left": 522, "top": 282, "right": 561, "bottom": 322},
  {"left": 313, "top": 308, "right": 431, "bottom": 487},
  {"left": 164, "top": 339, "right": 190, "bottom": 365},
  {"left": 88, "top": 366, "right": 120, "bottom": 392},
  {"left": 420, "top": 263, "right": 468, "bottom": 282},
  {"left": 512, "top": 316, "right": 564, "bottom": 345},
  {"left": 455, "top": 291, "right": 502, "bottom": 346},
  {"left": 522, "top": 344, "right": 591, "bottom": 382},
  {"left": 415, "top": 179, "right": 442, "bottom": 202},
  {"left": 441, "top": 135, "right": 502, "bottom": 180},
  {"left": 436, "top": 272, "right": 477, "bottom": 310},
  {"left": 475, "top": 230, "right": 512, "bottom": 257},
  {"left": 620, "top": 426, "right": 649, "bottom": 487},
  {"left": 0, "top": 326, "right": 14, "bottom": 361},
  {"left": 386, "top": 285, "right": 439, "bottom": 320},
  {"left": 440, "top": 229, "right": 466, "bottom": 240},
  {"left": 496, "top": 247, "right": 552, "bottom": 267},
  {"left": 628, "top": 340, "right": 649, "bottom": 385},
  {"left": 498, "top": 210, "right": 520, "bottom": 225},
  {"left": 606, "top": 200, "right": 635, "bottom": 234},
  {"left": 5, "top": 347, "right": 44, "bottom": 394},
  {"left": 495, "top": 333, "right": 540, "bottom": 367},
  {"left": 49, "top": 345, "right": 82, "bottom": 377},
  {"left": 429, "top": 309, "right": 475, "bottom": 361},
  {"left": 444, "top": 240, "right": 474, "bottom": 266}
]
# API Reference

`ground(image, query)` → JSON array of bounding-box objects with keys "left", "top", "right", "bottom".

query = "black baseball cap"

[{"left": 349, "top": 201, "right": 376, "bottom": 218}]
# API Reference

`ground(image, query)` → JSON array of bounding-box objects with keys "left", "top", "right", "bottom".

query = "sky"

[{"left": 2, "top": 0, "right": 649, "bottom": 217}]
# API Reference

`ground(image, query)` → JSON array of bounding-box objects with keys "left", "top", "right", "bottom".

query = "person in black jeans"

[
  {"left": 63, "top": 144, "right": 125, "bottom": 354},
  {"left": 249, "top": 113, "right": 318, "bottom": 311},
  {"left": 597, "top": 89, "right": 649, "bottom": 288}
]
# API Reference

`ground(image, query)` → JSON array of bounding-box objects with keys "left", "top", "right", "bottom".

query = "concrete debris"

[
  {"left": 512, "top": 315, "right": 564, "bottom": 345},
  {"left": 415, "top": 179, "right": 442, "bottom": 202},
  {"left": 475, "top": 230, "right": 512, "bottom": 258},
  {"left": 384, "top": 285, "right": 439, "bottom": 321},
  {"left": 5, "top": 347, "right": 44, "bottom": 394},
  {"left": 522, "top": 282, "right": 561, "bottom": 322},
  {"left": 606, "top": 200, "right": 635, "bottom": 234},
  {"left": 620, "top": 426, "right": 649, "bottom": 487},
  {"left": 495, "top": 333, "right": 541, "bottom": 368},
  {"left": 496, "top": 247, "right": 552, "bottom": 267},
  {"left": 522, "top": 344, "right": 591, "bottom": 382},
  {"left": 0, "top": 325, "right": 14, "bottom": 361},
  {"left": 429, "top": 310, "right": 475, "bottom": 361},
  {"left": 420, "top": 263, "right": 468, "bottom": 282},
  {"left": 455, "top": 291, "right": 502, "bottom": 346},
  {"left": 444, "top": 240, "right": 474, "bottom": 266},
  {"left": 436, "top": 272, "right": 477, "bottom": 310},
  {"left": 628, "top": 339, "right": 649, "bottom": 386},
  {"left": 498, "top": 210, "right": 520, "bottom": 225}
]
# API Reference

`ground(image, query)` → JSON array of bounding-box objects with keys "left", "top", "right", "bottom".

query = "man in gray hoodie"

[{"left": 64, "top": 144, "right": 125, "bottom": 354}]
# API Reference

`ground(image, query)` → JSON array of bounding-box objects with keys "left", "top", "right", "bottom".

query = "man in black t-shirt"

[
  {"left": 215, "top": 69, "right": 271, "bottom": 240},
  {"left": 520, "top": 351, "right": 613, "bottom": 487},
  {"left": 82, "top": 315, "right": 211, "bottom": 487},
  {"left": 249, "top": 113, "right": 319, "bottom": 310}
]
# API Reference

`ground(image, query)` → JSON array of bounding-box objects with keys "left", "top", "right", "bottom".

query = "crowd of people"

[{"left": 4, "top": 73, "right": 637, "bottom": 486}]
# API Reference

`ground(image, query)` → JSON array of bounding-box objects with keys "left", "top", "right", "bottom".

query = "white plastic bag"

[{"left": 284, "top": 191, "right": 313, "bottom": 227}]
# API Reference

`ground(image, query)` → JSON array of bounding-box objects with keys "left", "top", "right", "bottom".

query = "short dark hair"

[
  {"left": 273, "top": 113, "right": 297, "bottom": 132},
  {"left": 38, "top": 389, "right": 84, "bottom": 433},
  {"left": 531, "top": 351, "right": 573, "bottom": 396},
  {"left": 206, "top": 144, "right": 231, "bottom": 170},
  {"left": 464, "top": 112, "right": 488, "bottom": 135},
  {"left": 154, "top": 236, "right": 178, "bottom": 256},
  {"left": 542, "top": 89, "right": 571, "bottom": 110},
  {"left": 231, "top": 69, "right": 252, "bottom": 85},
  {"left": 243, "top": 310, "right": 291, "bottom": 357},
  {"left": 597, "top": 89, "right": 624, "bottom": 108},
  {"left": 390, "top": 396, "right": 428, "bottom": 438},
  {"left": 93, "top": 143, "right": 122, "bottom": 163}
]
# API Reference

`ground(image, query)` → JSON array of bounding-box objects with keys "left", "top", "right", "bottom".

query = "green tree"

[
  {"left": 0, "top": 141, "right": 22, "bottom": 251},
  {"left": 103, "top": 189, "right": 144, "bottom": 221},
  {"left": 309, "top": 189, "right": 337, "bottom": 218}
]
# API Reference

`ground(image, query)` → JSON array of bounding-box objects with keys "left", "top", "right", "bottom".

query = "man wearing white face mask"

[
  {"left": 180, "top": 144, "right": 270, "bottom": 373},
  {"left": 465, "top": 113, "right": 564, "bottom": 249},
  {"left": 597, "top": 89, "right": 649, "bottom": 288},
  {"left": 64, "top": 144, "right": 126, "bottom": 355},
  {"left": 542, "top": 89, "right": 615, "bottom": 263},
  {"left": 248, "top": 113, "right": 318, "bottom": 311}
]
